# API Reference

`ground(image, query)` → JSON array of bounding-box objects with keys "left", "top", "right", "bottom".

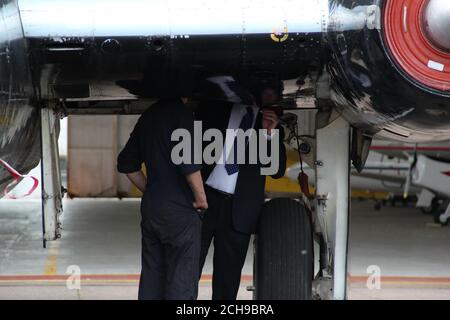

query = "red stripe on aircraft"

[
  {"left": 371, "top": 146, "right": 450, "bottom": 152},
  {"left": 0, "top": 159, "right": 39, "bottom": 199}
]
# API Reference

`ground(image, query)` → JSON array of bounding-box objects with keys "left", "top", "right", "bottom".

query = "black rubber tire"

[{"left": 255, "top": 198, "right": 313, "bottom": 300}]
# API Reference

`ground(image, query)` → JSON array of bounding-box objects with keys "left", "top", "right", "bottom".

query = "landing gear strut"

[
  {"left": 315, "top": 117, "right": 351, "bottom": 300},
  {"left": 434, "top": 202, "right": 450, "bottom": 226},
  {"left": 40, "top": 107, "right": 64, "bottom": 247}
]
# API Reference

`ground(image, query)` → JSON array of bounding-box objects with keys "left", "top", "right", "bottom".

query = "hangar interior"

[
  {"left": 1, "top": 0, "right": 450, "bottom": 300},
  {"left": 1, "top": 116, "right": 450, "bottom": 300}
]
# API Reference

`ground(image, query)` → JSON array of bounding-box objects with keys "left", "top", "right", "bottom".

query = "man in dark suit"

[{"left": 196, "top": 75, "right": 287, "bottom": 300}]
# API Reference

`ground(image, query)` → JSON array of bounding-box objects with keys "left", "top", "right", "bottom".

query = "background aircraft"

[{"left": 285, "top": 140, "right": 450, "bottom": 226}]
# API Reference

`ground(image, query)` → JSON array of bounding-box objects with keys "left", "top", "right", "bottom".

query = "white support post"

[
  {"left": 40, "top": 107, "right": 63, "bottom": 244},
  {"left": 439, "top": 204, "right": 450, "bottom": 225},
  {"left": 315, "top": 116, "right": 351, "bottom": 300}
]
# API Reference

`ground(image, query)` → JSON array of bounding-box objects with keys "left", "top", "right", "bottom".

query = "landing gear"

[
  {"left": 40, "top": 107, "right": 64, "bottom": 246},
  {"left": 419, "top": 193, "right": 440, "bottom": 215},
  {"left": 434, "top": 202, "right": 450, "bottom": 226},
  {"left": 314, "top": 117, "right": 351, "bottom": 300},
  {"left": 255, "top": 198, "right": 313, "bottom": 300},
  {"left": 418, "top": 197, "right": 449, "bottom": 226},
  {"left": 254, "top": 116, "right": 351, "bottom": 300},
  {"left": 421, "top": 199, "right": 439, "bottom": 215}
]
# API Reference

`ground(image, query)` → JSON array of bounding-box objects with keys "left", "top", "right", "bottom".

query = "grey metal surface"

[
  {"left": 0, "top": 0, "right": 40, "bottom": 193},
  {"left": 18, "top": 0, "right": 328, "bottom": 37},
  {"left": 422, "top": 0, "right": 450, "bottom": 52}
]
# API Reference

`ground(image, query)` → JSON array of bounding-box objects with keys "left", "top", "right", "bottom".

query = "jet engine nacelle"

[{"left": 328, "top": 0, "right": 450, "bottom": 142}]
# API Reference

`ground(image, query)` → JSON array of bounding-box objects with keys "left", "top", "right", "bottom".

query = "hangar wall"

[
  {"left": 67, "top": 115, "right": 140, "bottom": 198},
  {"left": 66, "top": 114, "right": 300, "bottom": 199}
]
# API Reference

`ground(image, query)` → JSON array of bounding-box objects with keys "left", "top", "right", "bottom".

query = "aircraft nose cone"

[{"left": 422, "top": 0, "right": 450, "bottom": 52}]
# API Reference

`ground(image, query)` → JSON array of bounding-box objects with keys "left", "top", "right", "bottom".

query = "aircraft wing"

[{"left": 370, "top": 141, "right": 450, "bottom": 162}]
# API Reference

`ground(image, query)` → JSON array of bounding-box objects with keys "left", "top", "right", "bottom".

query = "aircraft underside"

[{"left": 1, "top": 0, "right": 450, "bottom": 300}]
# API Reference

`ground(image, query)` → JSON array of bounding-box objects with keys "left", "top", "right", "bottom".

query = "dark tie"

[{"left": 225, "top": 107, "right": 254, "bottom": 175}]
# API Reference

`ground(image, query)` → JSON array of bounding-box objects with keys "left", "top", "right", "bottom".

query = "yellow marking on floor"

[
  {"left": 426, "top": 223, "right": 444, "bottom": 228},
  {"left": 43, "top": 242, "right": 60, "bottom": 276}
]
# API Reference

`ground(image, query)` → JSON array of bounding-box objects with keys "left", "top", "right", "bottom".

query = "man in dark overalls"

[{"left": 117, "top": 79, "right": 207, "bottom": 299}]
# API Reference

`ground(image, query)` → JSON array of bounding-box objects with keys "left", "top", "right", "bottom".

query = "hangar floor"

[{"left": 0, "top": 198, "right": 449, "bottom": 300}]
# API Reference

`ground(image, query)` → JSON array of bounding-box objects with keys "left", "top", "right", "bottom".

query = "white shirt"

[{"left": 206, "top": 103, "right": 258, "bottom": 194}]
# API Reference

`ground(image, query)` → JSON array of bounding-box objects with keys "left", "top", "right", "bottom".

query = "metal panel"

[
  {"left": 117, "top": 115, "right": 140, "bottom": 197},
  {"left": 19, "top": 0, "right": 328, "bottom": 37},
  {"left": 67, "top": 114, "right": 140, "bottom": 198},
  {"left": 67, "top": 115, "right": 118, "bottom": 197},
  {"left": 0, "top": 0, "right": 40, "bottom": 194}
]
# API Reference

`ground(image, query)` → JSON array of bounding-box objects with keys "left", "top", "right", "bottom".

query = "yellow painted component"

[
  {"left": 129, "top": 164, "right": 147, "bottom": 197},
  {"left": 265, "top": 149, "right": 307, "bottom": 194},
  {"left": 285, "top": 149, "right": 301, "bottom": 167},
  {"left": 130, "top": 184, "right": 142, "bottom": 198},
  {"left": 266, "top": 176, "right": 300, "bottom": 194},
  {"left": 267, "top": 178, "right": 390, "bottom": 200},
  {"left": 267, "top": 150, "right": 390, "bottom": 200},
  {"left": 271, "top": 26, "right": 289, "bottom": 42}
]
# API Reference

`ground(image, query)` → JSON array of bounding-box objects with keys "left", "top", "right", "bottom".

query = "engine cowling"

[
  {"left": 384, "top": 0, "right": 450, "bottom": 93},
  {"left": 327, "top": 0, "right": 450, "bottom": 142}
]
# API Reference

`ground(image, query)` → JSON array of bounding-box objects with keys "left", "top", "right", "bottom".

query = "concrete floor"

[{"left": 0, "top": 198, "right": 449, "bottom": 300}]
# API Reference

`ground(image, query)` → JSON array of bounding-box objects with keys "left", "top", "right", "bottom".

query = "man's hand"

[
  {"left": 126, "top": 171, "right": 146, "bottom": 193},
  {"left": 262, "top": 109, "right": 279, "bottom": 135},
  {"left": 193, "top": 196, "right": 208, "bottom": 213},
  {"left": 186, "top": 171, "right": 208, "bottom": 213}
]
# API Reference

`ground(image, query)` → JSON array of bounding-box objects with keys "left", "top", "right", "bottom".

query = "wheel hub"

[{"left": 422, "top": 0, "right": 450, "bottom": 52}]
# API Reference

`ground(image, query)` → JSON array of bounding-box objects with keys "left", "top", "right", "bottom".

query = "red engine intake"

[{"left": 383, "top": 0, "right": 450, "bottom": 93}]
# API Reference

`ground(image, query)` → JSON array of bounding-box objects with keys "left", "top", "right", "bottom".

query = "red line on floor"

[
  {"left": 1, "top": 274, "right": 449, "bottom": 285},
  {"left": 348, "top": 275, "right": 450, "bottom": 284},
  {"left": 0, "top": 274, "right": 253, "bottom": 282}
]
